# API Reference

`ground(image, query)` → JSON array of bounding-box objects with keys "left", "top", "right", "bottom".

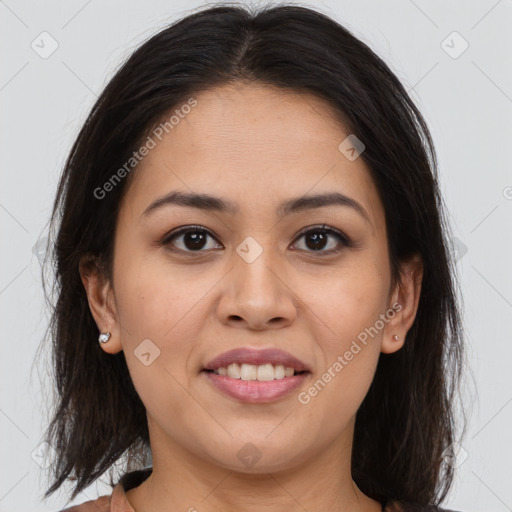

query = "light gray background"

[{"left": 1, "top": 0, "right": 511, "bottom": 511}]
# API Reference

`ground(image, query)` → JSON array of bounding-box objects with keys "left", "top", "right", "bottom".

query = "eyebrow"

[{"left": 142, "top": 190, "right": 370, "bottom": 223}]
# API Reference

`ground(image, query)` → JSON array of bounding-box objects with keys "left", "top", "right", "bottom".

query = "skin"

[{"left": 80, "top": 82, "right": 423, "bottom": 512}]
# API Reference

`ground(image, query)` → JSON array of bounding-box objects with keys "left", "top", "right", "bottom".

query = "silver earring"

[
  {"left": 392, "top": 334, "right": 400, "bottom": 341},
  {"left": 98, "top": 332, "right": 111, "bottom": 344}
]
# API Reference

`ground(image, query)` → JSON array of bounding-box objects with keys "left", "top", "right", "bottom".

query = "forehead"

[
  {"left": 160, "top": 83, "right": 348, "bottom": 163},
  {"left": 120, "top": 82, "right": 384, "bottom": 231}
]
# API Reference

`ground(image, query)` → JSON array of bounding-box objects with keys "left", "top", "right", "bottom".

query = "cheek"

[
  {"left": 302, "top": 257, "right": 389, "bottom": 345},
  {"left": 113, "top": 243, "right": 215, "bottom": 341},
  {"left": 295, "top": 256, "right": 389, "bottom": 413},
  {"left": 112, "top": 252, "right": 243, "bottom": 403},
  {"left": 296, "top": 275, "right": 384, "bottom": 420},
  {"left": 293, "top": 259, "right": 387, "bottom": 399},
  {"left": 112, "top": 266, "right": 209, "bottom": 421}
]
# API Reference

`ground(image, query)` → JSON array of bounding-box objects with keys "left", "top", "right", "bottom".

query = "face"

[{"left": 82, "top": 82, "right": 422, "bottom": 474}]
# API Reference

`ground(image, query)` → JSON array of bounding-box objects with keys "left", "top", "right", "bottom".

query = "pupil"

[
  {"left": 185, "top": 232, "right": 206, "bottom": 250},
  {"left": 306, "top": 232, "right": 327, "bottom": 250},
  {"left": 182, "top": 231, "right": 329, "bottom": 251}
]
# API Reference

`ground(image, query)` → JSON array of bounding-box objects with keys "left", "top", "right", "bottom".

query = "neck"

[{"left": 125, "top": 417, "right": 382, "bottom": 512}]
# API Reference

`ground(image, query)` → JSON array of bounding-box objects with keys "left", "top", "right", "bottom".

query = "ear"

[
  {"left": 381, "top": 253, "right": 423, "bottom": 354},
  {"left": 79, "top": 253, "right": 123, "bottom": 354}
]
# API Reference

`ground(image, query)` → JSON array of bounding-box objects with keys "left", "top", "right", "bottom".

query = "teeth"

[
  {"left": 227, "top": 363, "right": 241, "bottom": 379},
  {"left": 215, "top": 363, "right": 297, "bottom": 381},
  {"left": 257, "top": 363, "right": 275, "bottom": 381},
  {"left": 274, "top": 364, "right": 285, "bottom": 379},
  {"left": 240, "top": 363, "right": 257, "bottom": 381}
]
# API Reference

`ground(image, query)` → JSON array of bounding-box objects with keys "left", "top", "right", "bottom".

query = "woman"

[{"left": 39, "top": 3, "right": 468, "bottom": 511}]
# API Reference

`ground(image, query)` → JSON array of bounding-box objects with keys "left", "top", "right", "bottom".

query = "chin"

[{"left": 202, "top": 436, "right": 310, "bottom": 474}]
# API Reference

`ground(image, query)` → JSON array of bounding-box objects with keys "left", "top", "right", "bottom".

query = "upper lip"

[{"left": 203, "top": 347, "right": 311, "bottom": 372}]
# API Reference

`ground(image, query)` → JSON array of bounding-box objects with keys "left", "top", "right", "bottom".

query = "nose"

[{"left": 216, "top": 247, "right": 298, "bottom": 331}]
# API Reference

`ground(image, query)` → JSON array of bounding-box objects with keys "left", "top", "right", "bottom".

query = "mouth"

[
  {"left": 203, "top": 363, "right": 308, "bottom": 381},
  {"left": 202, "top": 347, "right": 311, "bottom": 403}
]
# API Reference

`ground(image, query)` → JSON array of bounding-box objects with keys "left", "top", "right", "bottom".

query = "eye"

[
  {"left": 161, "top": 224, "right": 350, "bottom": 255},
  {"left": 291, "top": 224, "right": 349, "bottom": 254},
  {"left": 161, "top": 225, "right": 222, "bottom": 252}
]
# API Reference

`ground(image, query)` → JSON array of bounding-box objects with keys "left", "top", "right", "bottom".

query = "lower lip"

[{"left": 203, "top": 371, "right": 309, "bottom": 403}]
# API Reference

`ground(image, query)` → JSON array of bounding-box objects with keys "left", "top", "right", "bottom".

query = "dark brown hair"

[{"left": 37, "top": 2, "right": 468, "bottom": 507}]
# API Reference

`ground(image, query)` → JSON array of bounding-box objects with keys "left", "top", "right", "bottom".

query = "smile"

[
  {"left": 202, "top": 365, "right": 310, "bottom": 403},
  {"left": 209, "top": 362, "right": 299, "bottom": 381}
]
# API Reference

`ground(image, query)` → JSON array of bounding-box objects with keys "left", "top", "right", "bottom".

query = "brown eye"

[
  {"left": 162, "top": 226, "right": 222, "bottom": 252},
  {"left": 292, "top": 225, "right": 349, "bottom": 254}
]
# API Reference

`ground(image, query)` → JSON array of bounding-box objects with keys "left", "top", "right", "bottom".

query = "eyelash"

[{"left": 160, "top": 224, "right": 351, "bottom": 256}]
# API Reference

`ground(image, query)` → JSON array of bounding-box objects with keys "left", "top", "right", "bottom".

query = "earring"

[
  {"left": 392, "top": 334, "right": 400, "bottom": 341},
  {"left": 98, "top": 332, "right": 111, "bottom": 344}
]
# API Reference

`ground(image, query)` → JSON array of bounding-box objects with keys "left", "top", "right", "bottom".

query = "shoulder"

[
  {"left": 56, "top": 494, "right": 111, "bottom": 511},
  {"left": 54, "top": 467, "right": 151, "bottom": 512},
  {"left": 386, "top": 500, "right": 464, "bottom": 512}
]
